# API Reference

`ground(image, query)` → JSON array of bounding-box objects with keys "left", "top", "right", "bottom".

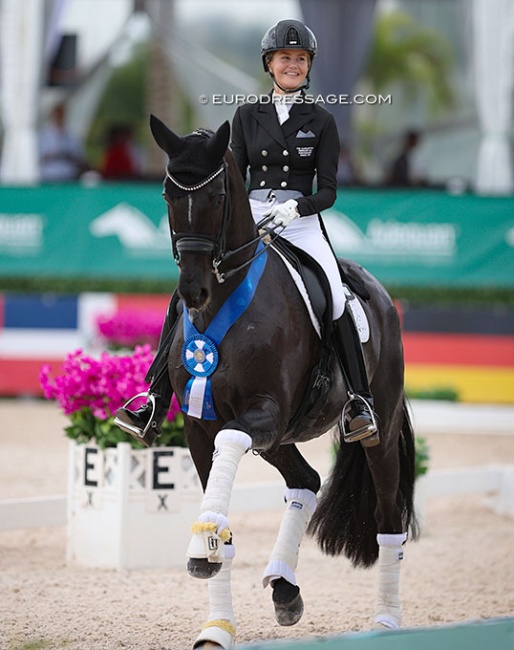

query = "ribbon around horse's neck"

[{"left": 181, "top": 241, "right": 267, "bottom": 420}]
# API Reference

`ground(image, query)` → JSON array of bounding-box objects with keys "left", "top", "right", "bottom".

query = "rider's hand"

[{"left": 263, "top": 199, "right": 299, "bottom": 227}]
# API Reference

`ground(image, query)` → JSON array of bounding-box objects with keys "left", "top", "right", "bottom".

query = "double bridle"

[{"left": 165, "top": 162, "right": 281, "bottom": 284}]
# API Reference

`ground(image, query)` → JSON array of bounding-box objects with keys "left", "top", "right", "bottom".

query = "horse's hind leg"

[
  {"left": 366, "top": 398, "right": 414, "bottom": 629},
  {"left": 193, "top": 556, "right": 236, "bottom": 649},
  {"left": 374, "top": 532, "right": 407, "bottom": 629},
  {"left": 260, "top": 444, "right": 321, "bottom": 626}
]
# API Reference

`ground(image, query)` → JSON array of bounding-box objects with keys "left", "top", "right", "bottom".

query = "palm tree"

[
  {"left": 351, "top": 8, "right": 456, "bottom": 181},
  {"left": 363, "top": 9, "right": 455, "bottom": 116}
]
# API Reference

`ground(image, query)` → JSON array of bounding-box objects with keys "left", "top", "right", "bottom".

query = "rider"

[{"left": 115, "top": 19, "right": 377, "bottom": 445}]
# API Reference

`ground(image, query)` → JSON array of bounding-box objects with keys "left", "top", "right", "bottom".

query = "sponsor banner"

[
  {"left": 0, "top": 185, "right": 513, "bottom": 287},
  {"left": 0, "top": 184, "right": 178, "bottom": 281},
  {"left": 327, "top": 189, "right": 514, "bottom": 288}
]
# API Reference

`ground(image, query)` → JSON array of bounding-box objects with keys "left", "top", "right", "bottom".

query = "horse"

[{"left": 148, "top": 115, "right": 418, "bottom": 650}]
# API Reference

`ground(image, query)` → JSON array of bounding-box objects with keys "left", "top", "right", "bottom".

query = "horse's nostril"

[{"left": 180, "top": 287, "right": 210, "bottom": 311}]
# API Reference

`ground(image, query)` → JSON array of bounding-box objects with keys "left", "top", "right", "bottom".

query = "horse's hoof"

[
  {"left": 187, "top": 557, "right": 222, "bottom": 579},
  {"left": 374, "top": 614, "right": 400, "bottom": 630},
  {"left": 192, "top": 620, "right": 235, "bottom": 649},
  {"left": 272, "top": 578, "right": 304, "bottom": 626}
]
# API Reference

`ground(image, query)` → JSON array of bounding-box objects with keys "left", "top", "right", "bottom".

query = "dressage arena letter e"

[
  {"left": 84, "top": 447, "right": 99, "bottom": 487},
  {"left": 152, "top": 450, "right": 174, "bottom": 490}
]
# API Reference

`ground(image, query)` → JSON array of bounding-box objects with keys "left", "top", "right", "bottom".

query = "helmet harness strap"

[{"left": 268, "top": 70, "right": 311, "bottom": 94}]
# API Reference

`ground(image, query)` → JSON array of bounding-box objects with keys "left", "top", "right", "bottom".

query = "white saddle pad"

[{"left": 272, "top": 245, "right": 370, "bottom": 343}]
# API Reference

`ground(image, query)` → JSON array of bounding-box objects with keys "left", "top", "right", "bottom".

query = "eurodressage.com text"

[{"left": 198, "top": 93, "right": 393, "bottom": 106}]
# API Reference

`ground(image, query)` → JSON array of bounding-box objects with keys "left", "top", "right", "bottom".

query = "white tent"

[
  {"left": 0, "top": 0, "right": 46, "bottom": 184},
  {"left": 1, "top": 0, "right": 514, "bottom": 193},
  {"left": 472, "top": 0, "right": 514, "bottom": 195}
]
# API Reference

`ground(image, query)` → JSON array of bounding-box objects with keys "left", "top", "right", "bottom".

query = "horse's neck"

[
  {"left": 226, "top": 159, "right": 258, "bottom": 255},
  {"left": 228, "top": 195, "right": 257, "bottom": 252}
]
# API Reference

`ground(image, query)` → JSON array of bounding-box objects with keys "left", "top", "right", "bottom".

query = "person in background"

[
  {"left": 39, "top": 103, "right": 88, "bottom": 182},
  {"left": 101, "top": 124, "right": 141, "bottom": 180},
  {"left": 337, "top": 144, "right": 360, "bottom": 186},
  {"left": 387, "top": 129, "right": 424, "bottom": 187}
]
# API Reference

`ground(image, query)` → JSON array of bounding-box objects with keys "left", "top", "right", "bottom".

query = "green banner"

[
  {"left": 0, "top": 183, "right": 178, "bottom": 282},
  {"left": 1, "top": 184, "right": 513, "bottom": 288},
  {"left": 328, "top": 189, "right": 514, "bottom": 288}
]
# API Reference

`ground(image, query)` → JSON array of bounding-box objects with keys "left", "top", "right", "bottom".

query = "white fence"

[{"left": 2, "top": 465, "right": 514, "bottom": 533}]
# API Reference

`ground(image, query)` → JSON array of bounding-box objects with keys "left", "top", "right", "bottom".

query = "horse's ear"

[
  {"left": 150, "top": 114, "right": 185, "bottom": 157},
  {"left": 205, "top": 121, "right": 230, "bottom": 161}
]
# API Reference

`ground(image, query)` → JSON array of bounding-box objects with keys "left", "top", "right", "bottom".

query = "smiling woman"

[{"left": 267, "top": 50, "right": 310, "bottom": 93}]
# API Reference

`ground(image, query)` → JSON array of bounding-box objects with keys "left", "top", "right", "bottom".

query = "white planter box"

[{"left": 67, "top": 441, "right": 202, "bottom": 570}]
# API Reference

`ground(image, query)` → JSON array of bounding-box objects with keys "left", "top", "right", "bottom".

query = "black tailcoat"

[{"left": 231, "top": 93, "right": 340, "bottom": 217}]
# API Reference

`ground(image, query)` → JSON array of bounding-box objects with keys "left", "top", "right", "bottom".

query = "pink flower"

[
  {"left": 39, "top": 345, "right": 179, "bottom": 423},
  {"left": 96, "top": 310, "right": 164, "bottom": 349}
]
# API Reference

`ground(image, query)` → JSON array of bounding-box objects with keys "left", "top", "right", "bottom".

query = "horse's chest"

[{"left": 168, "top": 324, "right": 269, "bottom": 398}]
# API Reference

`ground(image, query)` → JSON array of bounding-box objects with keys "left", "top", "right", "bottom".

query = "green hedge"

[{"left": 2, "top": 276, "right": 513, "bottom": 306}]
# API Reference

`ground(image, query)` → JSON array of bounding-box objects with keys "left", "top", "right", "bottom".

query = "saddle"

[
  {"left": 271, "top": 236, "right": 371, "bottom": 439},
  {"left": 271, "top": 236, "right": 370, "bottom": 341}
]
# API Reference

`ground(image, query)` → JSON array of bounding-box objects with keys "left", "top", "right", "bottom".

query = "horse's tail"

[
  {"left": 400, "top": 401, "right": 420, "bottom": 541},
  {"left": 307, "top": 399, "right": 418, "bottom": 568}
]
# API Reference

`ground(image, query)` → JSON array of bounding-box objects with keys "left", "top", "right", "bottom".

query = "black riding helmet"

[{"left": 261, "top": 19, "right": 317, "bottom": 92}]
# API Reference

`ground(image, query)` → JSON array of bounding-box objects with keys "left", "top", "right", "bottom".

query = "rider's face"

[{"left": 268, "top": 49, "right": 309, "bottom": 93}]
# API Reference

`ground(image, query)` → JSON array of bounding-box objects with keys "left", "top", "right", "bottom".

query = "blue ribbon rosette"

[{"left": 181, "top": 242, "right": 267, "bottom": 420}]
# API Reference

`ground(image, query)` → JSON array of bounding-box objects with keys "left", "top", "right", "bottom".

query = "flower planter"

[{"left": 67, "top": 441, "right": 202, "bottom": 570}]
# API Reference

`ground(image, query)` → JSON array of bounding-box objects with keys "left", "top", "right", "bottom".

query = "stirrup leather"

[
  {"left": 341, "top": 393, "right": 378, "bottom": 443},
  {"left": 114, "top": 391, "right": 156, "bottom": 440}
]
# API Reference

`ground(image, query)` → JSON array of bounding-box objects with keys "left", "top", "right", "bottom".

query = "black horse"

[{"left": 149, "top": 116, "right": 417, "bottom": 650}]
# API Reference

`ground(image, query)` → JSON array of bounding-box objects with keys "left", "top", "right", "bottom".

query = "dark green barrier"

[
  {"left": 1, "top": 184, "right": 513, "bottom": 288},
  {"left": 239, "top": 618, "right": 514, "bottom": 650}
]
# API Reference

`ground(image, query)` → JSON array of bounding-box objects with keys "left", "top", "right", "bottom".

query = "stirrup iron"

[
  {"left": 342, "top": 393, "right": 378, "bottom": 443},
  {"left": 114, "top": 391, "right": 156, "bottom": 440}
]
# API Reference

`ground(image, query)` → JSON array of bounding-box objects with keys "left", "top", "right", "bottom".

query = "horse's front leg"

[
  {"left": 191, "top": 556, "right": 236, "bottom": 650},
  {"left": 260, "top": 444, "right": 321, "bottom": 626},
  {"left": 187, "top": 428, "right": 251, "bottom": 579},
  {"left": 187, "top": 428, "right": 251, "bottom": 650}
]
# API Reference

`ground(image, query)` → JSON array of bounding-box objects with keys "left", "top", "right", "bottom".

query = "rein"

[{"left": 165, "top": 162, "right": 284, "bottom": 284}]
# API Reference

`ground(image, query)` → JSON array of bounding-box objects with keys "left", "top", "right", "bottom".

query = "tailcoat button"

[
  {"left": 283, "top": 165, "right": 289, "bottom": 172},
  {"left": 280, "top": 181, "right": 287, "bottom": 188},
  {"left": 261, "top": 150, "right": 268, "bottom": 157},
  {"left": 261, "top": 165, "right": 268, "bottom": 171},
  {"left": 282, "top": 149, "right": 288, "bottom": 156},
  {"left": 260, "top": 180, "right": 266, "bottom": 187}
]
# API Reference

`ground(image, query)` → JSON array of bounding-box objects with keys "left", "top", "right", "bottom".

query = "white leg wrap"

[
  {"left": 201, "top": 429, "right": 252, "bottom": 516},
  {"left": 188, "top": 430, "right": 251, "bottom": 564},
  {"left": 193, "top": 558, "right": 236, "bottom": 650},
  {"left": 262, "top": 488, "right": 317, "bottom": 588},
  {"left": 374, "top": 532, "right": 407, "bottom": 630}
]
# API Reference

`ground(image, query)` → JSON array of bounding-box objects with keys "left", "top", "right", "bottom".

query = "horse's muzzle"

[{"left": 178, "top": 285, "right": 211, "bottom": 312}]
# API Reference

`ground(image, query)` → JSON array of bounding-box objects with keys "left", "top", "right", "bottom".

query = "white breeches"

[{"left": 249, "top": 193, "right": 346, "bottom": 320}]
